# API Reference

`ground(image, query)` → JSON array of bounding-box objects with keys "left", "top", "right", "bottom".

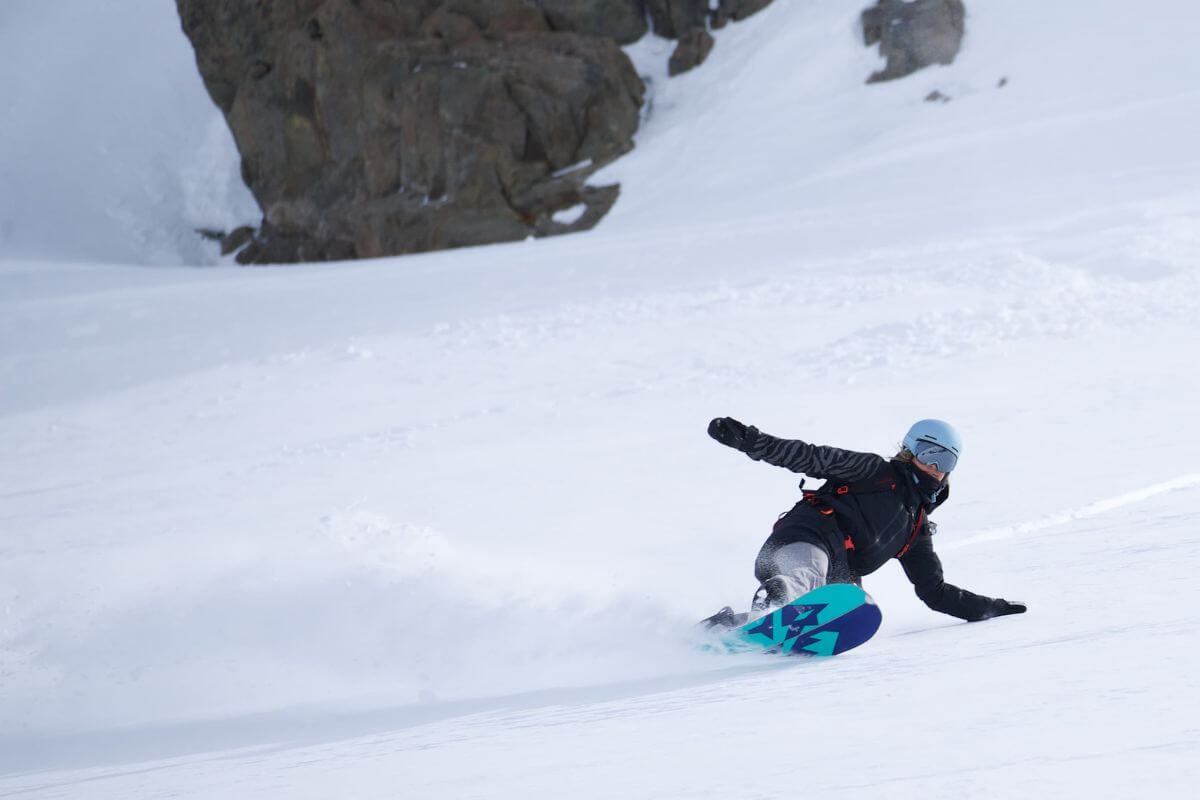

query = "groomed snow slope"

[{"left": 2, "top": 0, "right": 1200, "bottom": 797}]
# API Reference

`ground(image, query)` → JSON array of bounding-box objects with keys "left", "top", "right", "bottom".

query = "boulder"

[
  {"left": 712, "top": 0, "right": 775, "bottom": 29},
  {"left": 668, "top": 29, "right": 715, "bottom": 76},
  {"left": 861, "top": 0, "right": 965, "bottom": 83},
  {"left": 646, "top": 0, "right": 708, "bottom": 39},
  {"left": 651, "top": 1, "right": 774, "bottom": 76},
  {"left": 176, "top": 0, "right": 644, "bottom": 263}
]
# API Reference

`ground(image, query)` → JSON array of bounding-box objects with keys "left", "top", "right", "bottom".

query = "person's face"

[{"left": 912, "top": 456, "right": 946, "bottom": 482}]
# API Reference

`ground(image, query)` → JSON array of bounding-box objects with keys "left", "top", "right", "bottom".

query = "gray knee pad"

[{"left": 752, "top": 542, "right": 830, "bottom": 611}]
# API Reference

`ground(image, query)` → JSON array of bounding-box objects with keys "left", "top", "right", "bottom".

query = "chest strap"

[{"left": 894, "top": 507, "right": 926, "bottom": 559}]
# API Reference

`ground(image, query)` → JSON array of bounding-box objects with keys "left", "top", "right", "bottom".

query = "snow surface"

[
  {"left": 2, "top": 0, "right": 1200, "bottom": 797},
  {"left": 0, "top": 0, "right": 257, "bottom": 266}
]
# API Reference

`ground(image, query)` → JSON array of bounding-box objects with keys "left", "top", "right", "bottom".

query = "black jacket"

[{"left": 745, "top": 428, "right": 1002, "bottom": 622}]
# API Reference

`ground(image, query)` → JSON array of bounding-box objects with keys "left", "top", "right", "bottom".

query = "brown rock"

[
  {"left": 712, "top": 0, "right": 775, "bottom": 29},
  {"left": 535, "top": 1, "right": 649, "bottom": 44},
  {"left": 862, "top": 0, "right": 965, "bottom": 83},
  {"left": 220, "top": 226, "right": 256, "bottom": 256},
  {"left": 176, "top": 0, "right": 644, "bottom": 263},
  {"left": 668, "top": 29, "right": 715, "bottom": 76},
  {"left": 645, "top": 0, "right": 708, "bottom": 39}
]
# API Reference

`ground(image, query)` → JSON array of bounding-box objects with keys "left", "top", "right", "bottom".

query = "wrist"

[{"left": 742, "top": 425, "right": 760, "bottom": 452}]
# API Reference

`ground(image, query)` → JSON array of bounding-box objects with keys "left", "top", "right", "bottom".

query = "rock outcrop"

[
  {"left": 177, "top": 0, "right": 644, "bottom": 263},
  {"left": 649, "top": 0, "right": 774, "bottom": 75},
  {"left": 645, "top": 1, "right": 708, "bottom": 39},
  {"left": 538, "top": 0, "right": 648, "bottom": 43},
  {"left": 712, "top": 0, "right": 776, "bottom": 30},
  {"left": 178, "top": 0, "right": 780, "bottom": 263},
  {"left": 668, "top": 29, "right": 715, "bottom": 76},
  {"left": 861, "top": 0, "right": 965, "bottom": 83}
]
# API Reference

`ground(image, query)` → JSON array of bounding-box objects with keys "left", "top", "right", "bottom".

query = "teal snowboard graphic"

[{"left": 724, "top": 583, "right": 882, "bottom": 657}]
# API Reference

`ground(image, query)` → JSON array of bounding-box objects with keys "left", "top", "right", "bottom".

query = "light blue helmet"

[{"left": 903, "top": 419, "right": 963, "bottom": 473}]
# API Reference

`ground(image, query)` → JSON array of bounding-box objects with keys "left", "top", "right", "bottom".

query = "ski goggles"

[{"left": 912, "top": 440, "right": 958, "bottom": 473}]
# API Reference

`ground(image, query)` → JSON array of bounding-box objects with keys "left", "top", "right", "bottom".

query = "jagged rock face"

[
  {"left": 177, "top": 0, "right": 644, "bottom": 263},
  {"left": 862, "top": 0, "right": 965, "bottom": 83},
  {"left": 712, "top": 0, "right": 775, "bottom": 30},
  {"left": 538, "top": 0, "right": 648, "bottom": 44},
  {"left": 645, "top": 0, "right": 708, "bottom": 39},
  {"left": 650, "top": 1, "right": 774, "bottom": 75},
  {"left": 648, "top": 0, "right": 773, "bottom": 39},
  {"left": 668, "top": 29, "right": 715, "bottom": 77}
]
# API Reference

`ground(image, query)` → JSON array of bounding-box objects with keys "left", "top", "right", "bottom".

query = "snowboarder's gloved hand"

[
  {"left": 988, "top": 598, "right": 1027, "bottom": 618},
  {"left": 708, "top": 417, "right": 757, "bottom": 452}
]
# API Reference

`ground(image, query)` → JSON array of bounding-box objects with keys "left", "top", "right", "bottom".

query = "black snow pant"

[{"left": 754, "top": 502, "right": 860, "bottom": 590}]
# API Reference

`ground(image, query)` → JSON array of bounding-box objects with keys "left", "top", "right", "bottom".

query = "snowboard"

[{"left": 718, "top": 583, "right": 883, "bottom": 657}]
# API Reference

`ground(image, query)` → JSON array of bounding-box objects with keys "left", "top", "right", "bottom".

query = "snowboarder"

[{"left": 703, "top": 417, "right": 1026, "bottom": 626}]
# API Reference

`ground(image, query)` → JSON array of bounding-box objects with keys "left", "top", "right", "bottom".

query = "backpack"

[{"left": 796, "top": 470, "right": 939, "bottom": 560}]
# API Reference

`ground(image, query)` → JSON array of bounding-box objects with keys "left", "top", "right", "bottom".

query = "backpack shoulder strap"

[{"left": 809, "top": 471, "right": 900, "bottom": 498}]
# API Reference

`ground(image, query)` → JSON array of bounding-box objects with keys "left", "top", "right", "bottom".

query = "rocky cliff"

[
  {"left": 179, "top": 1, "right": 642, "bottom": 262},
  {"left": 178, "top": 1, "right": 783, "bottom": 263}
]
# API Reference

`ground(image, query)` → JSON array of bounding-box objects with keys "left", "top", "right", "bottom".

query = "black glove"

[
  {"left": 987, "top": 598, "right": 1027, "bottom": 619},
  {"left": 708, "top": 417, "right": 756, "bottom": 452}
]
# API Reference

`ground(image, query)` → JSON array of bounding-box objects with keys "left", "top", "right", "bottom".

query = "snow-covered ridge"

[{"left": 2, "top": 0, "right": 1200, "bottom": 796}]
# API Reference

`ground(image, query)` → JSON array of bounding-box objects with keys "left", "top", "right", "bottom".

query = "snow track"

[
  {"left": 3, "top": 490, "right": 1197, "bottom": 798},
  {"left": 948, "top": 474, "right": 1200, "bottom": 549}
]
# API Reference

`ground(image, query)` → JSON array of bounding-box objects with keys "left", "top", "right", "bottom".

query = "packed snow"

[{"left": 2, "top": 0, "right": 1199, "bottom": 797}]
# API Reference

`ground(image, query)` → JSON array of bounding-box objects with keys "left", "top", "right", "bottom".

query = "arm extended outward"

[
  {"left": 899, "top": 532, "right": 1026, "bottom": 621},
  {"left": 707, "top": 417, "right": 884, "bottom": 482}
]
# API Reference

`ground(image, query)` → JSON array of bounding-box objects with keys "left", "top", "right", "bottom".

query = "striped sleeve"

[{"left": 744, "top": 429, "right": 885, "bottom": 482}]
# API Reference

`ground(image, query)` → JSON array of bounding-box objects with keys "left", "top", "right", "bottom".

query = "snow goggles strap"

[{"left": 912, "top": 440, "right": 958, "bottom": 473}]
